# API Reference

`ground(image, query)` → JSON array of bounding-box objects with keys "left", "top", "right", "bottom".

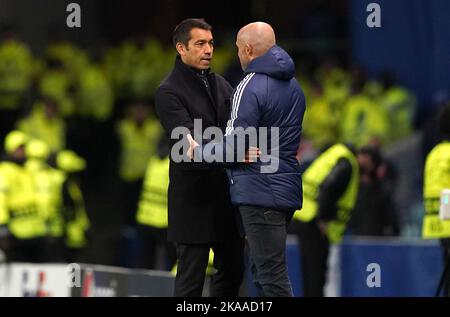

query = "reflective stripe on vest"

[{"left": 0, "top": 161, "right": 47, "bottom": 239}]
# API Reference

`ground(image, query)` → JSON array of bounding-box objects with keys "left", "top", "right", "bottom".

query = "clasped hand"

[{"left": 186, "top": 134, "right": 260, "bottom": 163}]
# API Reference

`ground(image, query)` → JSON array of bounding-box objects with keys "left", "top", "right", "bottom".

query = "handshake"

[{"left": 186, "top": 134, "right": 261, "bottom": 163}]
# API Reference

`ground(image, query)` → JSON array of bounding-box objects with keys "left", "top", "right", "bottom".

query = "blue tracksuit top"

[{"left": 198, "top": 45, "right": 306, "bottom": 211}]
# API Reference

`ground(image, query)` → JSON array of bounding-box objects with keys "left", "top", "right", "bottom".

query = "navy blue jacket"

[{"left": 196, "top": 45, "right": 306, "bottom": 211}]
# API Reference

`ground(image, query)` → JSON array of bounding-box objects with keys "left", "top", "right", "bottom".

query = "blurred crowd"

[
  {"left": 295, "top": 59, "right": 419, "bottom": 237},
  {"left": 0, "top": 27, "right": 422, "bottom": 269}
]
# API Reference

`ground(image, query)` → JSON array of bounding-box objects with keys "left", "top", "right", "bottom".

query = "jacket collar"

[
  {"left": 175, "top": 55, "right": 211, "bottom": 77},
  {"left": 174, "top": 55, "right": 217, "bottom": 107}
]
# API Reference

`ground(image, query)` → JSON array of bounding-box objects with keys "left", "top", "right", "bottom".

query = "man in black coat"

[{"left": 154, "top": 18, "right": 245, "bottom": 297}]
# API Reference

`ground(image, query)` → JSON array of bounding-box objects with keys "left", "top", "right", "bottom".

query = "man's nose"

[{"left": 204, "top": 44, "right": 213, "bottom": 54}]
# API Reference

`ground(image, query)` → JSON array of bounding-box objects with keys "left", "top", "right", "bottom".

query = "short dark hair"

[
  {"left": 172, "top": 18, "right": 212, "bottom": 48},
  {"left": 439, "top": 102, "right": 450, "bottom": 139}
]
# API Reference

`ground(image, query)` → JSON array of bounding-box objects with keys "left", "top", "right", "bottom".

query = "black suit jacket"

[{"left": 155, "top": 56, "right": 240, "bottom": 243}]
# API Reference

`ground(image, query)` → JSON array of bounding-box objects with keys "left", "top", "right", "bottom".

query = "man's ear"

[
  {"left": 245, "top": 44, "right": 253, "bottom": 58},
  {"left": 176, "top": 42, "right": 187, "bottom": 56}
]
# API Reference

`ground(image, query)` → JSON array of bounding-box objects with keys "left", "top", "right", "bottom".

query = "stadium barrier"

[
  {"left": 246, "top": 236, "right": 443, "bottom": 297},
  {"left": 0, "top": 237, "right": 443, "bottom": 297},
  {"left": 0, "top": 262, "right": 174, "bottom": 297}
]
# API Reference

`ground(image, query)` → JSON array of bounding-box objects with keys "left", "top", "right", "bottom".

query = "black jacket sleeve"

[
  {"left": 316, "top": 157, "right": 353, "bottom": 221},
  {"left": 155, "top": 86, "right": 217, "bottom": 170},
  {"left": 155, "top": 87, "right": 194, "bottom": 140}
]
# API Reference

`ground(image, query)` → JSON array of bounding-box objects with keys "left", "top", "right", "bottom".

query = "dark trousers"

[
  {"left": 174, "top": 237, "right": 245, "bottom": 297},
  {"left": 133, "top": 225, "right": 177, "bottom": 271},
  {"left": 239, "top": 205, "right": 294, "bottom": 297},
  {"left": 289, "top": 219, "right": 329, "bottom": 297}
]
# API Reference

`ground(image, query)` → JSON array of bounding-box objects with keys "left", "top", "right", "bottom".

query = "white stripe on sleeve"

[{"left": 225, "top": 73, "right": 255, "bottom": 136}]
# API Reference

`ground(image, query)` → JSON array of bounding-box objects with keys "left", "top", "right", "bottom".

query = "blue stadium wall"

[
  {"left": 247, "top": 237, "right": 444, "bottom": 297},
  {"left": 349, "top": 0, "right": 450, "bottom": 114}
]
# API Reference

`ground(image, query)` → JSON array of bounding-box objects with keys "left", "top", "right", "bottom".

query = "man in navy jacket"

[{"left": 189, "top": 22, "right": 306, "bottom": 296}]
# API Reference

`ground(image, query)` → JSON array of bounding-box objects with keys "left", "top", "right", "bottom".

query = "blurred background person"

[
  {"left": 133, "top": 135, "right": 176, "bottom": 271},
  {"left": 290, "top": 143, "right": 381, "bottom": 296},
  {"left": 116, "top": 101, "right": 162, "bottom": 228},
  {"left": 379, "top": 72, "right": 417, "bottom": 144},
  {"left": 290, "top": 143, "right": 359, "bottom": 297},
  {"left": 301, "top": 78, "right": 338, "bottom": 151},
  {"left": 15, "top": 96, "right": 66, "bottom": 153},
  {"left": 0, "top": 131, "right": 49, "bottom": 263},
  {"left": 339, "top": 73, "right": 390, "bottom": 148},
  {"left": 24, "top": 138, "right": 65, "bottom": 262},
  {"left": 347, "top": 143, "right": 400, "bottom": 236},
  {"left": 38, "top": 55, "right": 75, "bottom": 119},
  {"left": 0, "top": 25, "right": 32, "bottom": 141},
  {"left": 421, "top": 102, "right": 450, "bottom": 296},
  {"left": 51, "top": 149, "right": 90, "bottom": 263}
]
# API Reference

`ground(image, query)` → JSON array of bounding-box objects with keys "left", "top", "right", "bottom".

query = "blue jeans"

[{"left": 239, "top": 205, "right": 294, "bottom": 297}]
